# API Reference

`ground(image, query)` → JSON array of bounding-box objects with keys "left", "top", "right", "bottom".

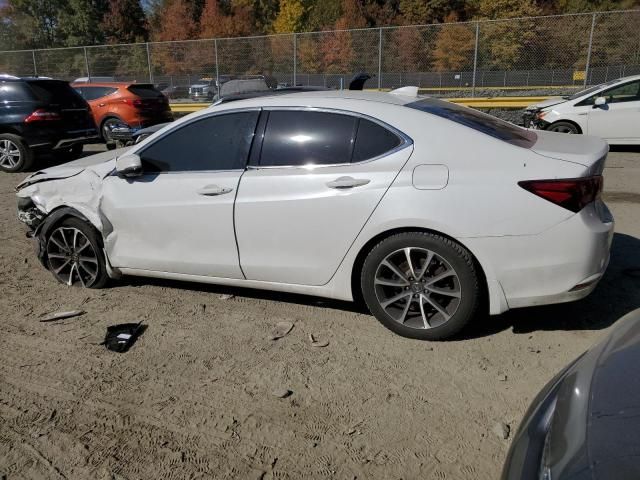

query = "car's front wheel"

[
  {"left": 45, "top": 218, "right": 108, "bottom": 288},
  {"left": 546, "top": 121, "right": 580, "bottom": 134},
  {"left": 361, "top": 232, "right": 481, "bottom": 340}
]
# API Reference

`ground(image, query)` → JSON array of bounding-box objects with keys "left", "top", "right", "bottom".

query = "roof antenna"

[{"left": 349, "top": 72, "right": 372, "bottom": 90}]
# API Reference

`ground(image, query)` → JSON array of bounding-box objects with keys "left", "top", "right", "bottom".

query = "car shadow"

[
  {"left": 119, "top": 232, "right": 640, "bottom": 339},
  {"left": 609, "top": 145, "right": 640, "bottom": 153},
  {"left": 461, "top": 232, "right": 640, "bottom": 339}
]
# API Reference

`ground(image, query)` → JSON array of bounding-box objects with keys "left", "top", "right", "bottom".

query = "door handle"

[
  {"left": 326, "top": 176, "right": 370, "bottom": 189},
  {"left": 197, "top": 185, "right": 233, "bottom": 196}
]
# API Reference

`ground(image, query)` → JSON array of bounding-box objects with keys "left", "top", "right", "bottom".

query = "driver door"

[
  {"left": 101, "top": 110, "right": 259, "bottom": 278},
  {"left": 587, "top": 79, "right": 640, "bottom": 141}
]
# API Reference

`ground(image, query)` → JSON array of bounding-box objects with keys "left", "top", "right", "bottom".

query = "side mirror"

[
  {"left": 115, "top": 153, "right": 142, "bottom": 178},
  {"left": 593, "top": 96, "right": 607, "bottom": 108}
]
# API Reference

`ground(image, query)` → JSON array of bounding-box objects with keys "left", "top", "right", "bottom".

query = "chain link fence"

[{"left": 1, "top": 9, "right": 639, "bottom": 98}]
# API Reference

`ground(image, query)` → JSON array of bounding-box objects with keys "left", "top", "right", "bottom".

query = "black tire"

[
  {"left": 45, "top": 217, "right": 109, "bottom": 289},
  {"left": 0, "top": 133, "right": 34, "bottom": 172},
  {"left": 361, "top": 232, "right": 480, "bottom": 340},
  {"left": 546, "top": 121, "right": 580, "bottom": 134}
]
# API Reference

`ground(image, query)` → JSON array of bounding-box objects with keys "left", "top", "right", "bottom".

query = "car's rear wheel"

[
  {"left": 45, "top": 218, "right": 108, "bottom": 288},
  {"left": 0, "top": 134, "right": 34, "bottom": 173},
  {"left": 101, "top": 117, "right": 123, "bottom": 143},
  {"left": 361, "top": 232, "right": 480, "bottom": 340},
  {"left": 546, "top": 121, "right": 579, "bottom": 134}
]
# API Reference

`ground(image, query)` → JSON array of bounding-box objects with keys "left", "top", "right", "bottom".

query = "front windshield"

[{"left": 565, "top": 79, "right": 620, "bottom": 100}]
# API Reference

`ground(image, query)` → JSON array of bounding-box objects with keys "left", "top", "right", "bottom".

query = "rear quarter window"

[
  {"left": 128, "top": 85, "right": 164, "bottom": 98},
  {"left": 407, "top": 98, "right": 537, "bottom": 148},
  {"left": 26, "top": 80, "right": 86, "bottom": 108},
  {"left": 0, "top": 81, "right": 34, "bottom": 102}
]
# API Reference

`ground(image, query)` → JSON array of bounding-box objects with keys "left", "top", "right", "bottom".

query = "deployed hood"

[
  {"left": 526, "top": 96, "right": 567, "bottom": 111},
  {"left": 530, "top": 129, "right": 608, "bottom": 171},
  {"left": 16, "top": 148, "right": 127, "bottom": 191}
]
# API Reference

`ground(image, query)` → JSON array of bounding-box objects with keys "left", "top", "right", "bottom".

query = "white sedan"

[
  {"left": 16, "top": 90, "right": 614, "bottom": 340},
  {"left": 524, "top": 74, "right": 640, "bottom": 144}
]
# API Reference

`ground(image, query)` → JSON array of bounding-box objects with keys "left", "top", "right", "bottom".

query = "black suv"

[{"left": 0, "top": 76, "right": 99, "bottom": 172}]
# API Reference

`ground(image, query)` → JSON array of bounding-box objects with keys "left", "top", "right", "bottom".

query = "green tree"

[
  {"left": 5, "top": 0, "right": 67, "bottom": 48},
  {"left": 58, "top": 0, "right": 110, "bottom": 47},
  {"left": 306, "top": 0, "right": 342, "bottom": 30}
]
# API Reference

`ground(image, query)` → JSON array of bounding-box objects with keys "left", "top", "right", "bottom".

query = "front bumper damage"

[{"left": 522, "top": 109, "right": 550, "bottom": 130}]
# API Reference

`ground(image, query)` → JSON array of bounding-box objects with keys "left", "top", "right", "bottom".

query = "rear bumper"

[
  {"left": 27, "top": 127, "right": 100, "bottom": 150},
  {"left": 466, "top": 201, "right": 614, "bottom": 313}
]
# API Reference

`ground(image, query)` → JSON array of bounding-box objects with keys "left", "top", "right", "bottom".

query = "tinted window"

[
  {"left": 128, "top": 84, "right": 164, "bottom": 98},
  {"left": 260, "top": 111, "right": 357, "bottom": 167},
  {"left": 81, "top": 86, "right": 117, "bottom": 100},
  {"left": 26, "top": 80, "right": 85, "bottom": 107},
  {"left": 140, "top": 111, "right": 259, "bottom": 172},
  {"left": 353, "top": 119, "right": 402, "bottom": 162},
  {"left": 598, "top": 80, "right": 640, "bottom": 104},
  {"left": 407, "top": 98, "right": 537, "bottom": 148},
  {"left": 0, "top": 81, "right": 34, "bottom": 101}
]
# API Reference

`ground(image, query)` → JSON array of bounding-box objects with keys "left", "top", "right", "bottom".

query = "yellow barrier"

[{"left": 169, "top": 95, "right": 555, "bottom": 113}]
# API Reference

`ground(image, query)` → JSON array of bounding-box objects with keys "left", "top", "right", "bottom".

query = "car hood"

[
  {"left": 16, "top": 148, "right": 127, "bottom": 190},
  {"left": 526, "top": 97, "right": 567, "bottom": 111},
  {"left": 547, "top": 309, "right": 640, "bottom": 480}
]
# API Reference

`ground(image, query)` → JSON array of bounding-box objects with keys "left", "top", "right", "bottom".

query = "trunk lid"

[{"left": 530, "top": 129, "right": 608, "bottom": 174}]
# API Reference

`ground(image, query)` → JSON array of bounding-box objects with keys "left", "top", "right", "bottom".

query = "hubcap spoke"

[
  {"left": 381, "top": 260, "right": 409, "bottom": 284},
  {"left": 46, "top": 226, "right": 98, "bottom": 287},
  {"left": 374, "top": 247, "right": 461, "bottom": 330}
]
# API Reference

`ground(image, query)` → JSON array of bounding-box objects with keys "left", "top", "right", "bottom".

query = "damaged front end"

[{"left": 17, "top": 196, "right": 47, "bottom": 232}]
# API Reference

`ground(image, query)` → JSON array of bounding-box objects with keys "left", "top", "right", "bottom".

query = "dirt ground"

[{"left": 1, "top": 146, "right": 639, "bottom": 480}]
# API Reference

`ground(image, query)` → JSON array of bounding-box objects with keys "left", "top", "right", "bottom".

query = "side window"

[
  {"left": 82, "top": 86, "right": 117, "bottom": 101},
  {"left": 353, "top": 119, "right": 402, "bottom": 162},
  {"left": 140, "top": 111, "right": 259, "bottom": 173},
  {"left": 0, "top": 82, "right": 34, "bottom": 101},
  {"left": 599, "top": 80, "right": 640, "bottom": 104},
  {"left": 578, "top": 80, "right": 640, "bottom": 106},
  {"left": 260, "top": 111, "right": 357, "bottom": 167}
]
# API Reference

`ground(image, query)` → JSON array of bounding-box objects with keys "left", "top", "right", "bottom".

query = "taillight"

[
  {"left": 518, "top": 176, "right": 603, "bottom": 213},
  {"left": 123, "top": 98, "right": 143, "bottom": 108},
  {"left": 24, "top": 109, "right": 61, "bottom": 123}
]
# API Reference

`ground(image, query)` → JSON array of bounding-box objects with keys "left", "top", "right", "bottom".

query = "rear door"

[
  {"left": 79, "top": 86, "right": 117, "bottom": 123},
  {"left": 235, "top": 109, "right": 413, "bottom": 286},
  {"left": 586, "top": 79, "right": 640, "bottom": 141}
]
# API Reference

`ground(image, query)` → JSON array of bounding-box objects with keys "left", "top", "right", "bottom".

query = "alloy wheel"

[
  {"left": 0, "top": 139, "right": 21, "bottom": 169},
  {"left": 549, "top": 125, "right": 575, "bottom": 134},
  {"left": 46, "top": 227, "right": 99, "bottom": 287},
  {"left": 374, "top": 247, "right": 461, "bottom": 329}
]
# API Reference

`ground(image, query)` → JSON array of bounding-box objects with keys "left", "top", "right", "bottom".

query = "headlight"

[{"left": 538, "top": 396, "right": 557, "bottom": 480}]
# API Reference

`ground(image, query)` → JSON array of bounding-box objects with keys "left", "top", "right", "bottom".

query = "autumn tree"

[
  {"left": 272, "top": 0, "right": 305, "bottom": 33},
  {"left": 431, "top": 14, "right": 475, "bottom": 71},
  {"left": 101, "top": 0, "right": 148, "bottom": 44},
  {"left": 322, "top": 0, "right": 367, "bottom": 74},
  {"left": 476, "top": 0, "right": 542, "bottom": 69}
]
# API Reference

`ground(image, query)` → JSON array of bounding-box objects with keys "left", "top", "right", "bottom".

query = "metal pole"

[
  {"left": 377, "top": 27, "right": 383, "bottom": 90},
  {"left": 584, "top": 13, "right": 596, "bottom": 88},
  {"left": 31, "top": 50, "right": 37, "bottom": 77},
  {"left": 293, "top": 33, "right": 297, "bottom": 86},
  {"left": 214, "top": 39, "right": 220, "bottom": 96},
  {"left": 83, "top": 47, "right": 90, "bottom": 80},
  {"left": 146, "top": 42, "right": 153, "bottom": 83},
  {"left": 471, "top": 22, "right": 479, "bottom": 97}
]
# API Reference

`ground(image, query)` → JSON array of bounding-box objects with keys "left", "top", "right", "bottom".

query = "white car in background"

[
  {"left": 524, "top": 74, "right": 640, "bottom": 144},
  {"left": 16, "top": 90, "right": 613, "bottom": 340}
]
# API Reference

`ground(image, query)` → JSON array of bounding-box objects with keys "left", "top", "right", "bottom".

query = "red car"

[{"left": 71, "top": 82, "right": 173, "bottom": 143}]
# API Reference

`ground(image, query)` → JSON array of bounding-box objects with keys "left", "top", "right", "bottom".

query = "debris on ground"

[
  {"left": 308, "top": 333, "right": 329, "bottom": 348},
  {"left": 102, "top": 323, "right": 146, "bottom": 353},
  {"left": 492, "top": 422, "right": 510, "bottom": 440},
  {"left": 270, "top": 321, "right": 294, "bottom": 340},
  {"left": 38, "top": 310, "right": 85, "bottom": 323},
  {"left": 272, "top": 388, "right": 293, "bottom": 398},
  {"left": 219, "top": 294, "right": 235, "bottom": 300}
]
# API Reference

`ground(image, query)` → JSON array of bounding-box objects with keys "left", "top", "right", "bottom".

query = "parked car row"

[{"left": 0, "top": 74, "right": 172, "bottom": 172}]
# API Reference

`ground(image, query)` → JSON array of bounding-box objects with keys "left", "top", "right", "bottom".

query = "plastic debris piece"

[
  {"left": 270, "top": 321, "right": 294, "bottom": 340},
  {"left": 39, "top": 310, "right": 85, "bottom": 323}
]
